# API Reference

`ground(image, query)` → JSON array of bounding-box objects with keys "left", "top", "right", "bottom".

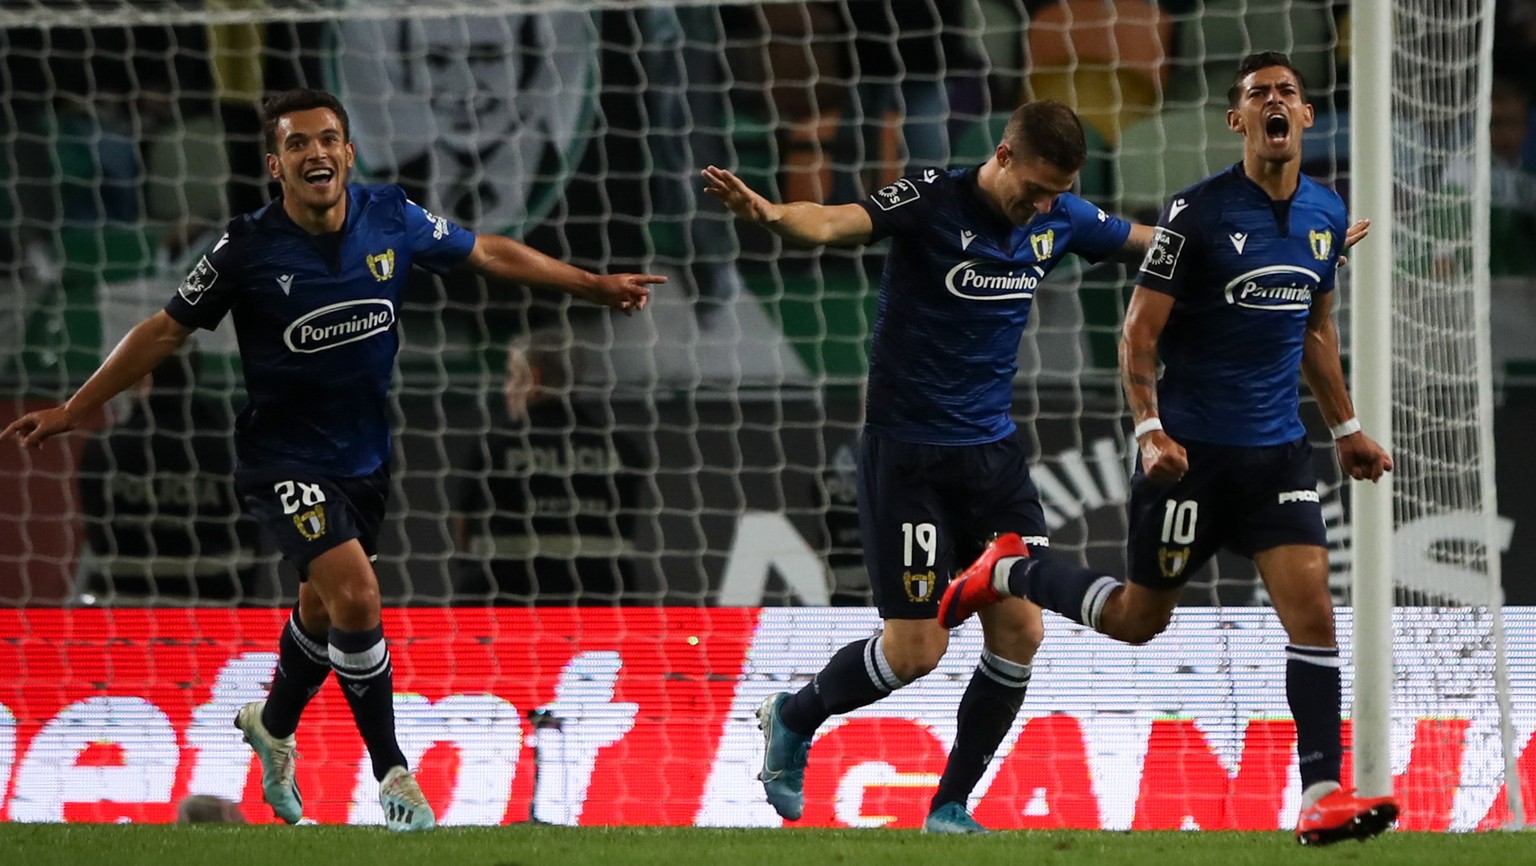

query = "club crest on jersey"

[
  {"left": 1157, "top": 546, "right": 1191, "bottom": 579},
  {"left": 1223, "top": 265, "right": 1320, "bottom": 311},
  {"left": 903, "top": 570, "right": 937, "bottom": 602},
  {"left": 284, "top": 298, "right": 397, "bottom": 353},
  {"left": 1029, "top": 229, "right": 1055, "bottom": 260},
  {"left": 872, "top": 179, "right": 921, "bottom": 211},
  {"left": 1309, "top": 229, "right": 1333, "bottom": 261},
  {"left": 366, "top": 249, "right": 397, "bottom": 281},
  {"left": 178, "top": 256, "right": 218, "bottom": 305},
  {"left": 294, "top": 505, "right": 327, "bottom": 541}
]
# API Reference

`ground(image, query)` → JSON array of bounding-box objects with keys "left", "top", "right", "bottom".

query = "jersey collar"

[{"left": 259, "top": 184, "right": 361, "bottom": 237}]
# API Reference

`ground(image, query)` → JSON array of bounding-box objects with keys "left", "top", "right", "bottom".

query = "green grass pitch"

[{"left": 4, "top": 824, "right": 1532, "bottom": 866}]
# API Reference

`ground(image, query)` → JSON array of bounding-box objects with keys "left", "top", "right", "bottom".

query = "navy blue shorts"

[
  {"left": 858, "top": 430, "right": 1049, "bottom": 619},
  {"left": 1126, "top": 438, "right": 1325, "bottom": 588},
  {"left": 235, "top": 466, "right": 389, "bottom": 577}
]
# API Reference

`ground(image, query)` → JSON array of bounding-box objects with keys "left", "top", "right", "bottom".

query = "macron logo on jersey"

[
  {"left": 1168, "top": 198, "right": 1189, "bottom": 221},
  {"left": 960, "top": 229, "right": 977, "bottom": 250},
  {"left": 283, "top": 298, "right": 397, "bottom": 354},
  {"left": 1230, "top": 233, "right": 1248, "bottom": 254}
]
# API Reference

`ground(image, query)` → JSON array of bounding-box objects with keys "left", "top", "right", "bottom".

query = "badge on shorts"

[
  {"left": 294, "top": 505, "right": 327, "bottom": 541},
  {"left": 903, "top": 569, "right": 937, "bottom": 602},
  {"left": 1157, "top": 546, "right": 1190, "bottom": 579}
]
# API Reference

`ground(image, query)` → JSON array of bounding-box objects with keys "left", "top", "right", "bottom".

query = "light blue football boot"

[
  {"left": 923, "top": 801, "right": 991, "bottom": 834},
  {"left": 379, "top": 766, "right": 436, "bottom": 832},
  {"left": 234, "top": 700, "right": 303, "bottom": 824},
  {"left": 756, "top": 692, "right": 812, "bottom": 821}
]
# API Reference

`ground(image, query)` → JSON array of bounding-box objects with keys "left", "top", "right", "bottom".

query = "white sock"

[
  {"left": 991, "top": 557, "right": 1025, "bottom": 595},
  {"left": 1301, "top": 780, "right": 1342, "bottom": 809}
]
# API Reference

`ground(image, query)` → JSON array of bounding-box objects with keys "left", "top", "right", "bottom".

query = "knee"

[
  {"left": 881, "top": 632, "right": 948, "bottom": 683},
  {"left": 982, "top": 605, "right": 1045, "bottom": 662},
  {"left": 1108, "top": 611, "right": 1172, "bottom": 646},
  {"left": 324, "top": 581, "right": 381, "bottom": 630}
]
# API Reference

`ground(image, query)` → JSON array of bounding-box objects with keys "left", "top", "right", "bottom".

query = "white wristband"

[
  {"left": 1133, "top": 417, "right": 1163, "bottom": 439},
  {"left": 1330, "top": 417, "right": 1362, "bottom": 439}
]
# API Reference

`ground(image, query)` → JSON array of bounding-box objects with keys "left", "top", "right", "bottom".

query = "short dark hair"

[
  {"left": 259, "top": 88, "right": 350, "bottom": 154},
  {"left": 1003, "top": 101, "right": 1087, "bottom": 172},
  {"left": 1228, "top": 52, "right": 1308, "bottom": 108}
]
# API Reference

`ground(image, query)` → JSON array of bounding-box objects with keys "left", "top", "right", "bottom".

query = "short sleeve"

[
  {"left": 1317, "top": 209, "right": 1348, "bottom": 295},
  {"left": 1135, "top": 194, "right": 1202, "bottom": 298},
  {"left": 1062, "top": 193, "right": 1132, "bottom": 262},
  {"left": 857, "top": 172, "right": 942, "bottom": 242},
  {"left": 405, "top": 199, "right": 477, "bottom": 274},
  {"left": 163, "top": 231, "right": 243, "bottom": 331}
]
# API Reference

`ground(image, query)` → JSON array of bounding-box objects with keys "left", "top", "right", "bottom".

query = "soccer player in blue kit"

[
  {"left": 940, "top": 53, "right": 1396, "bottom": 844},
  {"left": 704, "top": 100, "right": 1155, "bottom": 833},
  {"left": 3, "top": 89, "right": 661, "bottom": 830}
]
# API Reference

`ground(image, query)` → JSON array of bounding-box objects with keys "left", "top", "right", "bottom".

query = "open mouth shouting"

[{"left": 1263, "top": 111, "right": 1292, "bottom": 148}]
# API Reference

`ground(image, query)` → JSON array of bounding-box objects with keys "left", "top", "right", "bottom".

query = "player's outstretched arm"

[
  {"left": 1301, "top": 292, "right": 1393, "bottom": 481},
  {"left": 2, "top": 310, "right": 192, "bottom": 449},
  {"left": 462, "top": 235, "right": 664, "bottom": 315},
  {"left": 701, "top": 165, "right": 873, "bottom": 247},
  {"left": 1120, "top": 286, "right": 1188, "bottom": 484}
]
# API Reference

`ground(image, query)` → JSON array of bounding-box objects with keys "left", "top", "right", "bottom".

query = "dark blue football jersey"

[
  {"left": 1136, "top": 163, "right": 1349, "bottom": 447},
  {"left": 164, "top": 184, "right": 477, "bottom": 476},
  {"left": 857, "top": 167, "right": 1131, "bottom": 445}
]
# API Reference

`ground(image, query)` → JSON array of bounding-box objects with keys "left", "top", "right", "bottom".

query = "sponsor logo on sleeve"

[
  {"left": 872, "top": 179, "right": 921, "bottom": 211},
  {"left": 177, "top": 256, "right": 219, "bottom": 305},
  {"left": 1141, "top": 227, "right": 1186, "bottom": 280}
]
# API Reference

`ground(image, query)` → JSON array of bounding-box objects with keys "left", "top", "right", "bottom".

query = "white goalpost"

[{"left": 1349, "top": 0, "right": 1524, "bottom": 827}]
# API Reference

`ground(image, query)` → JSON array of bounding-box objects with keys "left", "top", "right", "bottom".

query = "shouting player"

[
  {"left": 939, "top": 53, "right": 1395, "bottom": 845},
  {"left": 2, "top": 89, "right": 661, "bottom": 830},
  {"left": 703, "top": 100, "right": 1154, "bottom": 833}
]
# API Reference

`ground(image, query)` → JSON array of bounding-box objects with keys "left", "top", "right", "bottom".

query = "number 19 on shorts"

[{"left": 901, "top": 522, "right": 938, "bottom": 567}]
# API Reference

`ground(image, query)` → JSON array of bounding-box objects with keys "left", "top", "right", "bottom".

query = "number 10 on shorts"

[{"left": 1160, "top": 500, "right": 1198, "bottom": 544}]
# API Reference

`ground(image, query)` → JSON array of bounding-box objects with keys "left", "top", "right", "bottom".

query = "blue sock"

[
  {"left": 932, "top": 650, "right": 1031, "bottom": 812},
  {"left": 261, "top": 607, "right": 331, "bottom": 739},
  {"left": 1003, "top": 555, "right": 1121, "bottom": 631},
  {"left": 1287, "top": 645, "right": 1343, "bottom": 789},
  {"left": 779, "top": 635, "right": 907, "bottom": 738},
  {"left": 329, "top": 624, "right": 408, "bottom": 782}
]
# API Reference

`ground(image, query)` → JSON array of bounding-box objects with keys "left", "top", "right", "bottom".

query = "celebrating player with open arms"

[
  {"left": 939, "top": 53, "right": 1395, "bottom": 845},
  {"left": 2, "top": 89, "right": 661, "bottom": 831},
  {"left": 704, "top": 101, "right": 1155, "bottom": 833}
]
